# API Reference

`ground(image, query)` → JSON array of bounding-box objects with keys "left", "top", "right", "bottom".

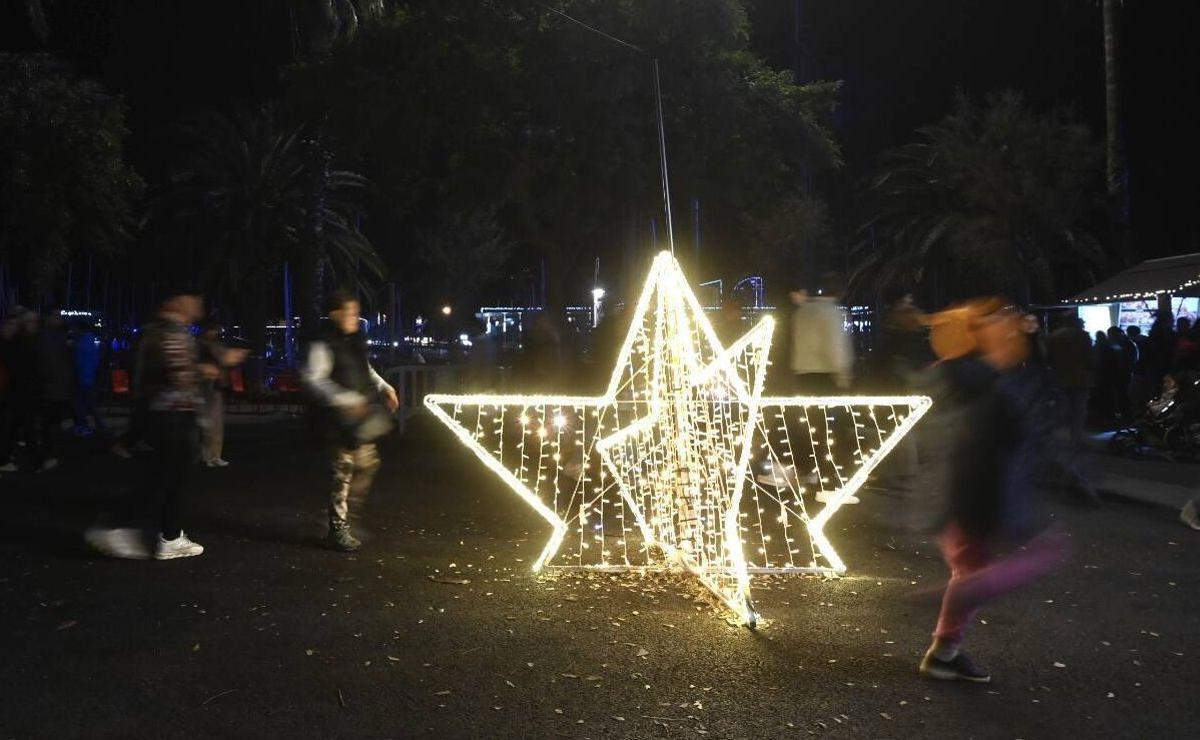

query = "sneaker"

[
  {"left": 110, "top": 443, "right": 133, "bottom": 460},
  {"left": 85, "top": 527, "right": 151, "bottom": 560},
  {"left": 816, "top": 490, "right": 860, "bottom": 505},
  {"left": 155, "top": 531, "right": 204, "bottom": 560},
  {"left": 1182, "top": 499, "right": 1200, "bottom": 531},
  {"left": 755, "top": 464, "right": 797, "bottom": 488},
  {"left": 211, "top": 458, "right": 230, "bottom": 468},
  {"left": 919, "top": 652, "right": 992, "bottom": 683},
  {"left": 327, "top": 524, "right": 361, "bottom": 552},
  {"left": 0, "top": 462, "right": 17, "bottom": 473},
  {"left": 39, "top": 458, "right": 59, "bottom": 472}
]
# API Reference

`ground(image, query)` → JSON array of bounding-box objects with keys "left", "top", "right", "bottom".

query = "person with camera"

[{"left": 302, "top": 291, "right": 400, "bottom": 552}]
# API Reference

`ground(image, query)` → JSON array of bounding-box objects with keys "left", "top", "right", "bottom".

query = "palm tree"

[
  {"left": 1102, "top": 0, "right": 1130, "bottom": 256},
  {"left": 167, "top": 105, "right": 381, "bottom": 356},
  {"left": 852, "top": 91, "right": 1104, "bottom": 306}
]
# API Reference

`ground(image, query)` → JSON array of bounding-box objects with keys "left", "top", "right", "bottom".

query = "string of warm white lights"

[{"left": 426, "top": 252, "right": 931, "bottom": 626}]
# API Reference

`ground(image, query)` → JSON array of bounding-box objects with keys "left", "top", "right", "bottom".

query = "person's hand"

[
  {"left": 199, "top": 363, "right": 219, "bottom": 380},
  {"left": 383, "top": 386, "right": 400, "bottom": 413}
]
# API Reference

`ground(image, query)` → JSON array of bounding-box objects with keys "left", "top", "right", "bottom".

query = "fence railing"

[{"left": 380, "top": 365, "right": 462, "bottom": 431}]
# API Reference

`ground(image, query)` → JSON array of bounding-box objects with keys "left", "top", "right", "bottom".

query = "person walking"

[
  {"left": 197, "top": 322, "right": 247, "bottom": 467},
  {"left": 789, "top": 274, "right": 853, "bottom": 394},
  {"left": 302, "top": 291, "right": 400, "bottom": 552},
  {"left": 33, "top": 313, "right": 74, "bottom": 470},
  {"left": 1047, "top": 317, "right": 1096, "bottom": 450},
  {"left": 920, "top": 299, "right": 1068, "bottom": 683},
  {"left": 85, "top": 287, "right": 207, "bottom": 560},
  {"left": 0, "top": 316, "right": 15, "bottom": 474},
  {"left": 789, "top": 274, "right": 855, "bottom": 502},
  {"left": 2, "top": 310, "right": 46, "bottom": 471},
  {"left": 71, "top": 320, "right": 106, "bottom": 436}
]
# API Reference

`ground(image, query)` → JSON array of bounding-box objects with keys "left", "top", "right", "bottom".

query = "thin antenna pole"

[
  {"left": 539, "top": 4, "right": 675, "bottom": 255},
  {"left": 653, "top": 59, "right": 675, "bottom": 254}
]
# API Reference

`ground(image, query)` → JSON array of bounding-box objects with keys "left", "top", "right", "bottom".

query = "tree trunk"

[{"left": 1103, "top": 0, "right": 1132, "bottom": 261}]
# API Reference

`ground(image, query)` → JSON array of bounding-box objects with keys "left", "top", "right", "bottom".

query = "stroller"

[{"left": 1108, "top": 373, "right": 1200, "bottom": 459}]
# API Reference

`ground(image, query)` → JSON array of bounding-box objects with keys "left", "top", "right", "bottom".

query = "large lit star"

[{"left": 426, "top": 252, "right": 930, "bottom": 626}]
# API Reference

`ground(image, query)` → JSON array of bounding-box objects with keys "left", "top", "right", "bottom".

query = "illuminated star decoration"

[{"left": 426, "top": 252, "right": 931, "bottom": 626}]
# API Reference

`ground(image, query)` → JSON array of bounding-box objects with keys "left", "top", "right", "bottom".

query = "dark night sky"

[{"left": 4, "top": 1, "right": 1198, "bottom": 260}]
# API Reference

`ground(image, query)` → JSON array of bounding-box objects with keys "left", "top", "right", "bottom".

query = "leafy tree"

[
  {"left": 748, "top": 194, "right": 834, "bottom": 297},
  {"left": 414, "top": 207, "right": 511, "bottom": 312},
  {"left": 284, "top": 0, "right": 841, "bottom": 310},
  {"left": 0, "top": 53, "right": 142, "bottom": 306},
  {"left": 852, "top": 91, "right": 1104, "bottom": 305}
]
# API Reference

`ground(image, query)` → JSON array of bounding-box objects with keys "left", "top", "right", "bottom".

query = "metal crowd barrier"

[{"left": 381, "top": 365, "right": 462, "bottom": 431}]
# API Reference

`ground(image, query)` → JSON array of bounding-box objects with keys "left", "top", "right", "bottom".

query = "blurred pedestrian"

[
  {"left": 919, "top": 299, "right": 1069, "bottom": 683},
  {"left": 1146, "top": 311, "right": 1175, "bottom": 389},
  {"left": 0, "top": 315, "right": 16, "bottom": 473},
  {"left": 197, "top": 322, "right": 248, "bottom": 467},
  {"left": 1181, "top": 497, "right": 1200, "bottom": 531},
  {"left": 2, "top": 311, "right": 47, "bottom": 471},
  {"left": 790, "top": 275, "right": 853, "bottom": 393},
  {"left": 1125, "top": 325, "right": 1152, "bottom": 410},
  {"left": 33, "top": 313, "right": 74, "bottom": 470},
  {"left": 1048, "top": 317, "right": 1095, "bottom": 450},
  {"left": 302, "top": 291, "right": 400, "bottom": 552},
  {"left": 877, "top": 294, "right": 931, "bottom": 486},
  {"left": 71, "top": 319, "right": 106, "bottom": 437},
  {"left": 790, "top": 275, "right": 855, "bottom": 501},
  {"left": 716, "top": 297, "right": 744, "bottom": 346},
  {"left": 114, "top": 328, "right": 153, "bottom": 458},
  {"left": 85, "top": 286, "right": 207, "bottom": 559},
  {"left": 1106, "top": 326, "right": 1137, "bottom": 423},
  {"left": 1173, "top": 317, "right": 1198, "bottom": 372}
]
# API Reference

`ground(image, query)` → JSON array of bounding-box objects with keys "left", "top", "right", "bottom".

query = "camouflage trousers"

[{"left": 328, "top": 443, "right": 381, "bottom": 527}]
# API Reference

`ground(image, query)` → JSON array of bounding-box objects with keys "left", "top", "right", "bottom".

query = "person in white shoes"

[{"left": 85, "top": 285, "right": 207, "bottom": 560}]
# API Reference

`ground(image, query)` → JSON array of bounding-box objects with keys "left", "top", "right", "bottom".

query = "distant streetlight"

[
  {"left": 441, "top": 305, "right": 452, "bottom": 316},
  {"left": 591, "top": 287, "right": 606, "bottom": 328}
]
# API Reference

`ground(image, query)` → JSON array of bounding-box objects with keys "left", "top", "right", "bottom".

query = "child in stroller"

[{"left": 1109, "top": 373, "right": 1200, "bottom": 457}]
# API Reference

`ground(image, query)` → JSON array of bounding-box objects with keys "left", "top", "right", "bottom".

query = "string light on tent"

[{"left": 426, "top": 252, "right": 931, "bottom": 626}]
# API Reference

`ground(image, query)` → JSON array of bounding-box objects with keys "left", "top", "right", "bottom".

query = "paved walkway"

[{"left": 0, "top": 416, "right": 1195, "bottom": 738}]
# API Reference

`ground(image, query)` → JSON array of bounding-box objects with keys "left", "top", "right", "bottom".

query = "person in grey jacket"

[{"left": 302, "top": 291, "right": 399, "bottom": 551}]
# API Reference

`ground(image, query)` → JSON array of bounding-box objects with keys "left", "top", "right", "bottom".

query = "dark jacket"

[
  {"left": 301, "top": 326, "right": 389, "bottom": 443},
  {"left": 937, "top": 356, "right": 1037, "bottom": 540},
  {"left": 1047, "top": 326, "right": 1096, "bottom": 390}
]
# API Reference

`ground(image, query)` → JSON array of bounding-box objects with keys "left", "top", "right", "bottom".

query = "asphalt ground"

[{"left": 0, "top": 414, "right": 1196, "bottom": 739}]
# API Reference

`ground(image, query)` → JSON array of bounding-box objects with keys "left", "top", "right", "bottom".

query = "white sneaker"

[
  {"left": 816, "top": 491, "right": 860, "bottom": 505},
  {"left": 0, "top": 462, "right": 17, "bottom": 473},
  {"left": 211, "top": 458, "right": 230, "bottom": 467},
  {"left": 155, "top": 531, "right": 204, "bottom": 560},
  {"left": 755, "top": 464, "right": 797, "bottom": 488},
  {"left": 1182, "top": 499, "right": 1200, "bottom": 531},
  {"left": 85, "top": 527, "right": 151, "bottom": 559},
  {"left": 39, "top": 458, "right": 59, "bottom": 472}
]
